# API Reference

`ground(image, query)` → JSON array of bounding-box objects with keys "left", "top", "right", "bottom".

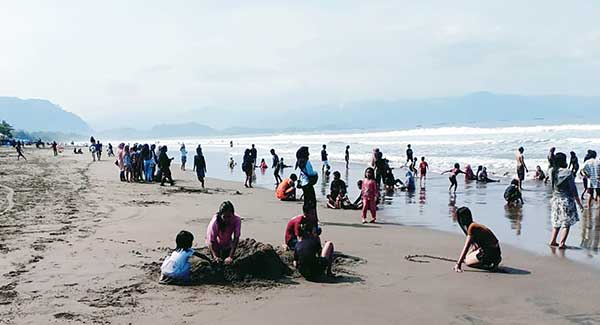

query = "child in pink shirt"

[
  {"left": 361, "top": 167, "right": 378, "bottom": 224},
  {"left": 205, "top": 201, "right": 241, "bottom": 265}
]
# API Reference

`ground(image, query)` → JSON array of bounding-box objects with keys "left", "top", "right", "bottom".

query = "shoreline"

[{"left": 2, "top": 148, "right": 600, "bottom": 324}]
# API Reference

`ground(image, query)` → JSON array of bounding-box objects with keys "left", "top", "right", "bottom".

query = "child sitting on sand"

[
  {"left": 327, "top": 171, "right": 347, "bottom": 209},
  {"left": 504, "top": 179, "right": 524, "bottom": 205},
  {"left": 453, "top": 207, "right": 502, "bottom": 272},
  {"left": 160, "top": 230, "right": 197, "bottom": 284},
  {"left": 294, "top": 223, "right": 334, "bottom": 281}
]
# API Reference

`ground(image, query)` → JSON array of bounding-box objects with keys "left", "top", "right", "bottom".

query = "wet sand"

[{"left": 1, "top": 147, "right": 600, "bottom": 324}]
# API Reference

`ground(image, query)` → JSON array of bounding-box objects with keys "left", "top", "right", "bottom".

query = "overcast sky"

[{"left": 1, "top": 1, "right": 599, "bottom": 127}]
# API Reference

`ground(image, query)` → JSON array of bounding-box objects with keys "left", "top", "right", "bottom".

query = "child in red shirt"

[{"left": 361, "top": 167, "right": 378, "bottom": 224}]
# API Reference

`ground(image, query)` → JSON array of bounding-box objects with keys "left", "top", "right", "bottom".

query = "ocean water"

[
  {"left": 151, "top": 124, "right": 600, "bottom": 180},
  {"left": 114, "top": 124, "right": 600, "bottom": 268}
]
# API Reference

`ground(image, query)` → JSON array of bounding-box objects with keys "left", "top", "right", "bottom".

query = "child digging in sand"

[
  {"left": 294, "top": 223, "right": 334, "bottom": 281},
  {"left": 504, "top": 179, "right": 524, "bottom": 206},
  {"left": 160, "top": 230, "right": 198, "bottom": 285}
]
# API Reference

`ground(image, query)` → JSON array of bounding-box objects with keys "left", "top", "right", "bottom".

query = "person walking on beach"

[
  {"left": 242, "top": 149, "right": 254, "bottom": 188},
  {"left": 419, "top": 157, "right": 429, "bottom": 183},
  {"left": 581, "top": 150, "right": 594, "bottom": 201},
  {"left": 158, "top": 146, "right": 175, "bottom": 186},
  {"left": 569, "top": 151, "right": 580, "bottom": 177},
  {"left": 206, "top": 201, "right": 241, "bottom": 265},
  {"left": 581, "top": 150, "right": 599, "bottom": 208},
  {"left": 180, "top": 143, "right": 188, "bottom": 171},
  {"left": 96, "top": 141, "right": 102, "bottom": 161},
  {"left": 361, "top": 167, "right": 378, "bottom": 224},
  {"left": 453, "top": 207, "right": 502, "bottom": 272},
  {"left": 321, "top": 144, "right": 330, "bottom": 172},
  {"left": 406, "top": 144, "right": 413, "bottom": 164},
  {"left": 271, "top": 149, "right": 282, "bottom": 184},
  {"left": 51, "top": 141, "right": 58, "bottom": 157},
  {"left": 345, "top": 145, "right": 350, "bottom": 169},
  {"left": 296, "top": 146, "right": 318, "bottom": 211},
  {"left": 442, "top": 163, "right": 465, "bottom": 193},
  {"left": 516, "top": 147, "right": 528, "bottom": 189},
  {"left": 549, "top": 152, "right": 584, "bottom": 249},
  {"left": 107, "top": 143, "right": 114, "bottom": 157},
  {"left": 193, "top": 145, "right": 207, "bottom": 188},
  {"left": 15, "top": 141, "right": 26, "bottom": 160}
]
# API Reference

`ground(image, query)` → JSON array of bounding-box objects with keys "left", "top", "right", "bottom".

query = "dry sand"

[{"left": 1, "top": 147, "right": 600, "bottom": 324}]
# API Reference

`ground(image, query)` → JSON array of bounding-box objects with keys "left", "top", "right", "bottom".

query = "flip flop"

[
  {"left": 362, "top": 220, "right": 367, "bottom": 224},
  {"left": 369, "top": 219, "right": 377, "bottom": 223}
]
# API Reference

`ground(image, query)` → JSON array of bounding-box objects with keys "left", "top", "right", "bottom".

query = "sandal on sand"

[
  {"left": 362, "top": 220, "right": 367, "bottom": 224},
  {"left": 369, "top": 219, "right": 377, "bottom": 223},
  {"left": 558, "top": 245, "right": 567, "bottom": 250},
  {"left": 549, "top": 243, "right": 559, "bottom": 247}
]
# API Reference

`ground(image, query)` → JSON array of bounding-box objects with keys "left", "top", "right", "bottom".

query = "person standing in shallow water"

[
  {"left": 406, "top": 144, "right": 413, "bottom": 164},
  {"left": 549, "top": 152, "right": 584, "bottom": 249},
  {"left": 180, "top": 143, "right": 188, "bottom": 171},
  {"left": 271, "top": 149, "right": 282, "bottom": 184},
  {"left": 516, "top": 147, "right": 528, "bottom": 189},
  {"left": 345, "top": 145, "right": 350, "bottom": 169},
  {"left": 193, "top": 145, "right": 207, "bottom": 188}
]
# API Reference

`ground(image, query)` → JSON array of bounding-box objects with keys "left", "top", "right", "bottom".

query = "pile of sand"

[{"left": 184, "top": 238, "right": 292, "bottom": 284}]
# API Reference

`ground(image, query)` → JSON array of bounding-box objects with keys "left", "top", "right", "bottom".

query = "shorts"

[
  {"left": 587, "top": 188, "right": 600, "bottom": 197},
  {"left": 322, "top": 160, "right": 330, "bottom": 168},
  {"left": 476, "top": 246, "right": 502, "bottom": 268},
  {"left": 420, "top": 169, "right": 427, "bottom": 176},
  {"left": 517, "top": 166, "right": 525, "bottom": 181}
]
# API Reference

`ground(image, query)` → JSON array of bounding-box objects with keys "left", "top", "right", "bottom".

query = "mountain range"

[{"left": 1, "top": 93, "right": 599, "bottom": 141}]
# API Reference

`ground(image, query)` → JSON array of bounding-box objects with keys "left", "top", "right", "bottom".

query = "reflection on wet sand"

[
  {"left": 580, "top": 209, "right": 600, "bottom": 256},
  {"left": 504, "top": 205, "right": 524, "bottom": 236}
]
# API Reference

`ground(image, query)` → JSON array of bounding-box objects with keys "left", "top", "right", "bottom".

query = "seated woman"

[
  {"left": 534, "top": 165, "right": 546, "bottom": 181},
  {"left": 465, "top": 165, "right": 477, "bottom": 181},
  {"left": 205, "top": 201, "right": 241, "bottom": 265},
  {"left": 383, "top": 168, "right": 404, "bottom": 193},
  {"left": 504, "top": 179, "right": 524, "bottom": 205},
  {"left": 453, "top": 207, "right": 502, "bottom": 272},
  {"left": 276, "top": 174, "right": 298, "bottom": 201},
  {"left": 478, "top": 167, "right": 500, "bottom": 183},
  {"left": 294, "top": 223, "right": 334, "bottom": 281},
  {"left": 327, "top": 171, "right": 347, "bottom": 209}
]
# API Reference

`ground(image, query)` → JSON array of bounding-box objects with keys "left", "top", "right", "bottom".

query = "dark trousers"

[{"left": 161, "top": 167, "right": 173, "bottom": 185}]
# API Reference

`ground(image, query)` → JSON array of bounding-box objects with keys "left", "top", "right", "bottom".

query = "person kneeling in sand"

[
  {"left": 276, "top": 174, "right": 298, "bottom": 201},
  {"left": 453, "top": 207, "right": 502, "bottom": 272},
  {"left": 206, "top": 201, "right": 241, "bottom": 265},
  {"left": 284, "top": 206, "right": 321, "bottom": 250},
  {"left": 504, "top": 179, "right": 524, "bottom": 206},
  {"left": 160, "top": 230, "right": 204, "bottom": 285},
  {"left": 294, "top": 223, "right": 334, "bottom": 281}
]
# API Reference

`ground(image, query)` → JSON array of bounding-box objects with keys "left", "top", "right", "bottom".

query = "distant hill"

[{"left": 0, "top": 97, "right": 92, "bottom": 134}]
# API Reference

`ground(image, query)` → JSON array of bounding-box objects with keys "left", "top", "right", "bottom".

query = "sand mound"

[{"left": 186, "top": 239, "right": 292, "bottom": 284}]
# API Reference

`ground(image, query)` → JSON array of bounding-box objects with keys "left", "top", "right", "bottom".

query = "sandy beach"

[{"left": 2, "top": 147, "right": 600, "bottom": 324}]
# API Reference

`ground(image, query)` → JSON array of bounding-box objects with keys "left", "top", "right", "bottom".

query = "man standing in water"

[
  {"left": 345, "top": 145, "right": 350, "bottom": 169},
  {"left": 516, "top": 147, "right": 528, "bottom": 189},
  {"left": 321, "top": 144, "right": 330, "bottom": 172},
  {"left": 271, "top": 148, "right": 282, "bottom": 184},
  {"left": 250, "top": 144, "right": 257, "bottom": 167}
]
